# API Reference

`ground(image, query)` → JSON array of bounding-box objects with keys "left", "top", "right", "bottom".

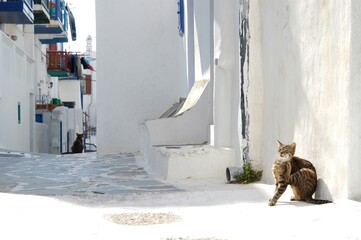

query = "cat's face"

[
  {"left": 76, "top": 133, "right": 83, "bottom": 139},
  {"left": 277, "top": 140, "right": 296, "bottom": 158}
]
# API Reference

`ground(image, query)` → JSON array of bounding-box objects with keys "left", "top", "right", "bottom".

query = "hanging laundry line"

[{"left": 46, "top": 51, "right": 95, "bottom": 80}]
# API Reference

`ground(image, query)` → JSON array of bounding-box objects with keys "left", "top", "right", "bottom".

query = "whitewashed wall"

[
  {"left": 96, "top": 0, "right": 188, "bottom": 154},
  {"left": 249, "top": 0, "right": 360, "bottom": 200},
  {"left": 348, "top": 0, "right": 361, "bottom": 200},
  {"left": 0, "top": 30, "right": 35, "bottom": 152},
  {"left": 213, "top": 0, "right": 242, "bottom": 165},
  {"left": 34, "top": 41, "right": 51, "bottom": 106},
  {"left": 58, "top": 80, "right": 81, "bottom": 109},
  {"left": 193, "top": 1, "right": 211, "bottom": 81}
]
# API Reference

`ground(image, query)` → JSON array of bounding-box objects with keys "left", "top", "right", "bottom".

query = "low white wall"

[
  {"left": 248, "top": 1, "right": 358, "bottom": 199},
  {"left": 148, "top": 145, "right": 235, "bottom": 180},
  {"left": 145, "top": 80, "right": 212, "bottom": 146}
]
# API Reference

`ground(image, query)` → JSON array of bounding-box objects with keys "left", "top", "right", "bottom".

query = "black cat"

[{"left": 71, "top": 133, "right": 84, "bottom": 153}]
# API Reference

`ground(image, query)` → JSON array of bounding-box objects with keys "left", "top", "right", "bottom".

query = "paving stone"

[{"left": 0, "top": 152, "right": 179, "bottom": 196}]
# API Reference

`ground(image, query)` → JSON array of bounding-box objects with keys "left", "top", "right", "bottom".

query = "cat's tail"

[{"left": 306, "top": 198, "right": 332, "bottom": 204}]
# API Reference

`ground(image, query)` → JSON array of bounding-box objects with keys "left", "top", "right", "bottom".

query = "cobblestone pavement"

[{"left": 0, "top": 151, "right": 179, "bottom": 196}]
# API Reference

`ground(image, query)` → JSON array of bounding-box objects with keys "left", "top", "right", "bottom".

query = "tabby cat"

[
  {"left": 71, "top": 133, "right": 84, "bottom": 153},
  {"left": 268, "top": 140, "right": 331, "bottom": 206}
]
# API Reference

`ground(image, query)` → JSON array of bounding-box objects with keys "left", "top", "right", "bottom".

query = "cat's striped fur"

[{"left": 268, "top": 141, "right": 332, "bottom": 206}]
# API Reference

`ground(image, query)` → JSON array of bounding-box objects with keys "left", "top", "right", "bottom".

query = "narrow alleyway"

[{"left": 0, "top": 151, "right": 178, "bottom": 196}]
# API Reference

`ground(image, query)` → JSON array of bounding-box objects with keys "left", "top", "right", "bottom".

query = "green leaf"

[{"left": 233, "top": 163, "right": 263, "bottom": 184}]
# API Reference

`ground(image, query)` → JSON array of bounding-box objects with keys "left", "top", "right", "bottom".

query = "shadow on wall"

[
  {"left": 348, "top": 0, "right": 361, "bottom": 201},
  {"left": 253, "top": 2, "right": 336, "bottom": 202},
  {"left": 256, "top": 1, "right": 308, "bottom": 183}
]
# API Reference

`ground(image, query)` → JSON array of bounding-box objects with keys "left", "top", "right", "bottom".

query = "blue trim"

[
  {"left": 0, "top": 0, "right": 34, "bottom": 24},
  {"left": 17, "top": 102, "right": 21, "bottom": 124},
  {"left": 39, "top": 36, "right": 68, "bottom": 44},
  {"left": 49, "top": 0, "right": 63, "bottom": 21},
  {"left": 0, "top": 0, "right": 33, "bottom": 10},
  {"left": 177, "top": 0, "right": 184, "bottom": 36},
  {"left": 35, "top": 25, "right": 63, "bottom": 34},
  {"left": 34, "top": 0, "right": 72, "bottom": 44},
  {"left": 34, "top": 0, "right": 67, "bottom": 34},
  {"left": 58, "top": 75, "right": 78, "bottom": 80},
  {"left": 36, "top": 114, "right": 43, "bottom": 123}
]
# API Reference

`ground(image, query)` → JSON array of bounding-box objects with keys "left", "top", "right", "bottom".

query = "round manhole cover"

[{"left": 104, "top": 212, "right": 182, "bottom": 226}]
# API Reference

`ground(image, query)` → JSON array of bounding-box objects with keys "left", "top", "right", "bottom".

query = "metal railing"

[{"left": 47, "top": 50, "right": 69, "bottom": 71}]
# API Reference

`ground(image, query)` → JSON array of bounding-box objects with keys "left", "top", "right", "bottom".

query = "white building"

[
  {"left": 96, "top": 0, "right": 244, "bottom": 179},
  {"left": 0, "top": 0, "right": 82, "bottom": 153},
  {"left": 0, "top": 23, "right": 36, "bottom": 152},
  {"left": 96, "top": 0, "right": 360, "bottom": 201}
]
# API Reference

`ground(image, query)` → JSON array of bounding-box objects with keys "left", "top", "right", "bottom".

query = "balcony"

[
  {"left": 0, "top": 0, "right": 34, "bottom": 24},
  {"left": 35, "top": 0, "right": 70, "bottom": 44},
  {"left": 47, "top": 50, "right": 70, "bottom": 77},
  {"left": 33, "top": 0, "right": 50, "bottom": 24},
  {"left": 38, "top": 34, "right": 68, "bottom": 44}
]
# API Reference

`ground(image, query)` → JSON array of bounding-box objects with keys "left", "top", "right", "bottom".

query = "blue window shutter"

[{"left": 177, "top": 0, "right": 185, "bottom": 36}]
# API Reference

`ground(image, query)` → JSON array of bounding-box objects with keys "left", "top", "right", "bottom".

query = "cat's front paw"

[{"left": 268, "top": 198, "right": 276, "bottom": 206}]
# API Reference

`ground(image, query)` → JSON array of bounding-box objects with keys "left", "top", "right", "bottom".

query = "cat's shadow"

[
  {"left": 274, "top": 178, "right": 333, "bottom": 207},
  {"left": 274, "top": 201, "right": 321, "bottom": 207},
  {"left": 315, "top": 178, "right": 333, "bottom": 202}
]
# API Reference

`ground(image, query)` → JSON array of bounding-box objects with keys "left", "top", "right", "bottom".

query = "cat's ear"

[
  {"left": 290, "top": 142, "right": 296, "bottom": 149},
  {"left": 277, "top": 140, "right": 283, "bottom": 147}
]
